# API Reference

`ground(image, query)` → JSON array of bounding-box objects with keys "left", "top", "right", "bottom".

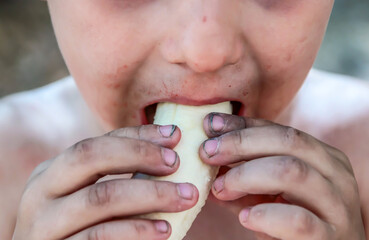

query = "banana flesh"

[{"left": 139, "top": 102, "right": 232, "bottom": 240}]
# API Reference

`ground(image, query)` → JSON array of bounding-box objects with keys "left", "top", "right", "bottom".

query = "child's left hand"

[{"left": 199, "top": 113, "right": 366, "bottom": 240}]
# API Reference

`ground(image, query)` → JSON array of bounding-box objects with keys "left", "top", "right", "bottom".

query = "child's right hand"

[{"left": 12, "top": 125, "right": 199, "bottom": 240}]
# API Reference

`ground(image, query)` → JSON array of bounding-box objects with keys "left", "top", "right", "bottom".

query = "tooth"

[{"left": 136, "top": 102, "right": 232, "bottom": 240}]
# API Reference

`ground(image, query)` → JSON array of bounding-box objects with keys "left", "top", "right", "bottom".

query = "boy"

[{"left": 2, "top": 0, "right": 369, "bottom": 239}]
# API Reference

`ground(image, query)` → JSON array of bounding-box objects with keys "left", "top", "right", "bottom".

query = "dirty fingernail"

[
  {"left": 213, "top": 175, "right": 225, "bottom": 193},
  {"left": 155, "top": 220, "right": 169, "bottom": 233},
  {"left": 240, "top": 207, "right": 252, "bottom": 224},
  {"left": 162, "top": 148, "right": 177, "bottom": 167},
  {"left": 203, "top": 138, "right": 219, "bottom": 157},
  {"left": 210, "top": 114, "right": 225, "bottom": 132},
  {"left": 177, "top": 183, "right": 194, "bottom": 200},
  {"left": 159, "top": 125, "right": 176, "bottom": 137}
]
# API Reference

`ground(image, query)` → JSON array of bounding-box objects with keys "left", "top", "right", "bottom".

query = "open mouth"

[{"left": 143, "top": 101, "right": 242, "bottom": 124}]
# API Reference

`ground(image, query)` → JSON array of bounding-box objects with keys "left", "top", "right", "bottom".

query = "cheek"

[
  {"left": 49, "top": 0, "right": 155, "bottom": 83},
  {"left": 242, "top": 0, "right": 332, "bottom": 74},
  {"left": 242, "top": 1, "right": 333, "bottom": 119}
]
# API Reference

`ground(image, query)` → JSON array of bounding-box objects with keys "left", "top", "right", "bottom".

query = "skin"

[
  {"left": 2, "top": 0, "right": 369, "bottom": 239},
  {"left": 47, "top": 0, "right": 333, "bottom": 129}
]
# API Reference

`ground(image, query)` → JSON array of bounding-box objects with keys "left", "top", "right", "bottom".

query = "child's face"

[{"left": 48, "top": 0, "right": 333, "bottom": 130}]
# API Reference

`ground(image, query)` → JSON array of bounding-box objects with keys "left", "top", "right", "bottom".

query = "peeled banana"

[{"left": 139, "top": 102, "right": 232, "bottom": 240}]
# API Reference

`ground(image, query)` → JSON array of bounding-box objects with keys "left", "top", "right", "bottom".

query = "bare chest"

[{"left": 184, "top": 200, "right": 255, "bottom": 240}]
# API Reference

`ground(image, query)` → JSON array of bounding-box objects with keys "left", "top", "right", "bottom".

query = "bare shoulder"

[
  {"left": 283, "top": 69, "right": 369, "bottom": 147},
  {"left": 0, "top": 76, "right": 104, "bottom": 171}
]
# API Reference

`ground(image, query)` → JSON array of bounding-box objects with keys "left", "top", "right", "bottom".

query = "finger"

[
  {"left": 200, "top": 125, "right": 346, "bottom": 179},
  {"left": 46, "top": 180, "right": 198, "bottom": 238},
  {"left": 38, "top": 136, "right": 180, "bottom": 197},
  {"left": 28, "top": 125, "right": 180, "bottom": 184},
  {"left": 66, "top": 219, "right": 171, "bottom": 240},
  {"left": 211, "top": 156, "right": 344, "bottom": 224},
  {"left": 239, "top": 204, "right": 334, "bottom": 240},
  {"left": 106, "top": 124, "right": 181, "bottom": 148},
  {"left": 203, "top": 113, "right": 273, "bottom": 138},
  {"left": 203, "top": 115, "right": 352, "bottom": 175}
]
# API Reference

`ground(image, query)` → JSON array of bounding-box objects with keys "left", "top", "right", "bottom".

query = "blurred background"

[{"left": 0, "top": 0, "right": 368, "bottom": 98}]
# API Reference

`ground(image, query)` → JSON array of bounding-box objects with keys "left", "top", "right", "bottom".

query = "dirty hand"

[
  {"left": 13, "top": 125, "right": 198, "bottom": 240},
  {"left": 199, "top": 113, "right": 365, "bottom": 240}
]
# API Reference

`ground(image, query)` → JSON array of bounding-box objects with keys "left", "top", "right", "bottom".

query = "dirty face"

[{"left": 47, "top": 0, "right": 334, "bottom": 131}]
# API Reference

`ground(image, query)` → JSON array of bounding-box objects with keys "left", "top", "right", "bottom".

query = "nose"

[{"left": 161, "top": 1, "right": 244, "bottom": 73}]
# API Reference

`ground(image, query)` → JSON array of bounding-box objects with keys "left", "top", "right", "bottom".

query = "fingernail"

[
  {"left": 210, "top": 114, "right": 225, "bottom": 132},
  {"left": 213, "top": 175, "right": 225, "bottom": 193},
  {"left": 162, "top": 148, "right": 177, "bottom": 167},
  {"left": 240, "top": 207, "right": 252, "bottom": 224},
  {"left": 203, "top": 138, "right": 219, "bottom": 157},
  {"left": 177, "top": 183, "right": 194, "bottom": 200},
  {"left": 159, "top": 125, "right": 175, "bottom": 137},
  {"left": 155, "top": 220, "right": 169, "bottom": 233}
]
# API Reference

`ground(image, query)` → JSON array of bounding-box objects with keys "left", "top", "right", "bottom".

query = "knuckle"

[
  {"left": 136, "top": 125, "right": 145, "bottom": 140},
  {"left": 337, "top": 150, "right": 349, "bottom": 162},
  {"left": 72, "top": 138, "right": 95, "bottom": 163},
  {"left": 88, "top": 223, "right": 109, "bottom": 240},
  {"left": 243, "top": 117, "right": 256, "bottom": 128},
  {"left": 282, "top": 127, "right": 303, "bottom": 149},
  {"left": 132, "top": 221, "right": 149, "bottom": 237},
  {"left": 329, "top": 146, "right": 349, "bottom": 162},
  {"left": 152, "top": 182, "right": 185, "bottom": 211},
  {"left": 275, "top": 157, "right": 309, "bottom": 183},
  {"left": 133, "top": 140, "right": 150, "bottom": 158},
  {"left": 338, "top": 152, "right": 355, "bottom": 174},
  {"left": 230, "top": 165, "right": 245, "bottom": 187},
  {"left": 231, "top": 130, "right": 248, "bottom": 152},
  {"left": 88, "top": 181, "right": 116, "bottom": 207},
  {"left": 292, "top": 210, "right": 315, "bottom": 235},
  {"left": 343, "top": 173, "right": 358, "bottom": 192},
  {"left": 152, "top": 181, "right": 167, "bottom": 201},
  {"left": 341, "top": 174, "right": 360, "bottom": 206}
]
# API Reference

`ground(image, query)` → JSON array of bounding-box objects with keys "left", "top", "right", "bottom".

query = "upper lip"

[
  {"left": 140, "top": 96, "right": 244, "bottom": 125},
  {"left": 142, "top": 96, "right": 241, "bottom": 108}
]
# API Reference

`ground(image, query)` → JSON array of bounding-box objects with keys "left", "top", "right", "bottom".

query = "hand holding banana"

[
  {"left": 12, "top": 102, "right": 364, "bottom": 240},
  {"left": 138, "top": 102, "right": 232, "bottom": 240},
  {"left": 141, "top": 101, "right": 365, "bottom": 240}
]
